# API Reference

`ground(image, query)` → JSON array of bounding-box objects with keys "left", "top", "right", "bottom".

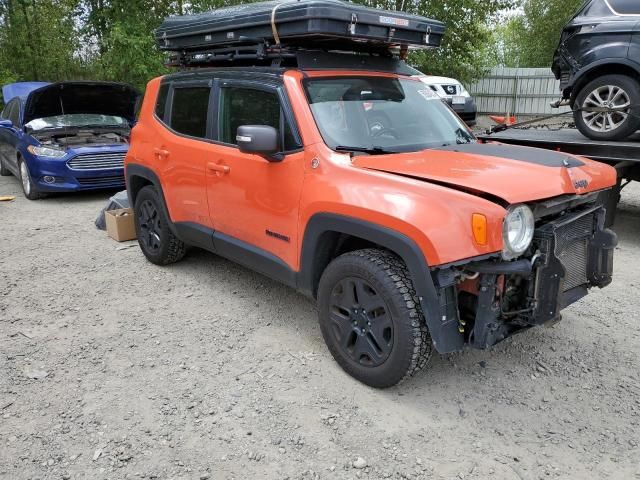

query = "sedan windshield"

[
  {"left": 25, "top": 113, "right": 128, "bottom": 131},
  {"left": 304, "top": 76, "right": 475, "bottom": 154}
]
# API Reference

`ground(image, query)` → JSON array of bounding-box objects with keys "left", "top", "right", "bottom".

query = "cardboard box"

[{"left": 105, "top": 208, "right": 137, "bottom": 242}]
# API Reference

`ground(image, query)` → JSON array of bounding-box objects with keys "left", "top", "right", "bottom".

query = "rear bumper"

[{"left": 430, "top": 204, "right": 617, "bottom": 352}]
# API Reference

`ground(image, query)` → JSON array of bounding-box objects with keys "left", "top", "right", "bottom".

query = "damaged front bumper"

[{"left": 431, "top": 204, "right": 617, "bottom": 353}]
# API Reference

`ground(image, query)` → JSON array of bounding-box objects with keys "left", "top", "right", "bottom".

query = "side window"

[
  {"left": 169, "top": 86, "right": 210, "bottom": 138},
  {"left": 155, "top": 83, "right": 170, "bottom": 121},
  {"left": 219, "top": 87, "right": 300, "bottom": 152},
  {"left": 608, "top": 0, "right": 640, "bottom": 15}
]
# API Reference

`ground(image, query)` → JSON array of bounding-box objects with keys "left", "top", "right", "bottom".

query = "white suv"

[{"left": 413, "top": 74, "right": 477, "bottom": 126}]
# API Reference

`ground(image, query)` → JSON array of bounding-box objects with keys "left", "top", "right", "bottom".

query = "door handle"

[
  {"left": 154, "top": 148, "right": 170, "bottom": 160},
  {"left": 207, "top": 162, "right": 230, "bottom": 174}
]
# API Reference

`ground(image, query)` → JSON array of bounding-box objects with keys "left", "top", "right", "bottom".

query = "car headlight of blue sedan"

[{"left": 27, "top": 145, "right": 67, "bottom": 158}]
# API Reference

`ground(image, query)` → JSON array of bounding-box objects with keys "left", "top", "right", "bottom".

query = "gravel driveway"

[{"left": 1, "top": 174, "right": 639, "bottom": 480}]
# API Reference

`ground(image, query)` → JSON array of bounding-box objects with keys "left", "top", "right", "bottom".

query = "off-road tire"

[
  {"left": 0, "top": 157, "right": 10, "bottom": 176},
  {"left": 317, "top": 248, "right": 432, "bottom": 388},
  {"left": 134, "top": 185, "right": 186, "bottom": 265},
  {"left": 574, "top": 74, "right": 640, "bottom": 141},
  {"left": 18, "top": 158, "right": 42, "bottom": 200}
]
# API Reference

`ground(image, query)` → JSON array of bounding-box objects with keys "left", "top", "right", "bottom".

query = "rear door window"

[
  {"left": 607, "top": 0, "right": 640, "bottom": 15},
  {"left": 169, "top": 86, "right": 211, "bottom": 138},
  {"left": 218, "top": 87, "right": 300, "bottom": 152},
  {"left": 155, "top": 83, "right": 170, "bottom": 121}
]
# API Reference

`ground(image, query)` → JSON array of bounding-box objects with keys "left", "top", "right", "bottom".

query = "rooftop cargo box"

[{"left": 156, "top": 0, "right": 445, "bottom": 53}]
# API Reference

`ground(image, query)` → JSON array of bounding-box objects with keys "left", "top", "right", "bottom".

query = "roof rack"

[{"left": 166, "top": 42, "right": 419, "bottom": 76}]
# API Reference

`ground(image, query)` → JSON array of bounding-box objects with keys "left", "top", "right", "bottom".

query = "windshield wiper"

[{"left": 335, "top": 145, "right": 397, "bottom": 155}]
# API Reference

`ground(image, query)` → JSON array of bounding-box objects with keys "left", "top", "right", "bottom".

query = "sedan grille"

[
  {"left": 67, "top": 152, "right": 125, "bottom": 170},
  {"left": 442, "top": 84, "right": 458, "bottom": 95},
  {"left": 77, "top": 175, "right": 125, "bottom": 186}
]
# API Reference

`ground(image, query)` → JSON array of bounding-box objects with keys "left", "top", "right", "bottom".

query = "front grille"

[
  {"left": 554, "top": 213, "right": 594, "bottom": 291},
  {"left": 442, "top": 84, "right": 458, "bottom": 95},
  {"left": 67, "top": 152, "right": 125, "bottom": 170},
  {"left": 77, "top": 175, "right": 125, "bottom": 186}
]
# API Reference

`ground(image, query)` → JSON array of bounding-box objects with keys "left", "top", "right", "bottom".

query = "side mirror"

[
  {"left": 236, "top": 125, "right": 281, "bottom": 161},
  {"left": 0, "top": 119, "right": 13, "bottom": 128}
]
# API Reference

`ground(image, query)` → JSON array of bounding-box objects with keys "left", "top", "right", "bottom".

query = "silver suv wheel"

[
  {"left": 574, "top": 74, "right": 640, "bottom": 141},
  {"left": 581, "top": 85, "right": 631, "bottom": 133}
]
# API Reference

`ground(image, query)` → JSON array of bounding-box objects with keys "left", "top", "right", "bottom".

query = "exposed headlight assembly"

[
  {"left": 27, "top": 145, "right": 66, "bottom": 158},
  {"left": 502, "top": 204, "right": 535, "bottom": 260}
]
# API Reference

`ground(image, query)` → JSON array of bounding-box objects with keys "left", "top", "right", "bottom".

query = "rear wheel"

[
  {"left": 18, "top": 158, "right": 42, "bottom": 200},
  {"left": 317, "top": 249, "right": 432, "bottom": 388},
  {"left": 574, "top": 74, "right": 640, "bottom": 141},
  {"left": 134, "top": 185, "right": 186, "bottom": 265}
]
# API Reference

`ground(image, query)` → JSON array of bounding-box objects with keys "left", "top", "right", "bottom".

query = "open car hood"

[
  {"left": 2, "top": 82, "right": 50, "bottom": 103},
  {"left": 23, "top": 81, "right": 140, "bottom": 126},
  {"left": 352, "top": 143, "right": 616, "bottom": 204}
]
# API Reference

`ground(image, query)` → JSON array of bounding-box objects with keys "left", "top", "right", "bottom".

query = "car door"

[
  {"left": 206, "top": 80, "right": 305, "bottom": 271},
  {"left": 0, "top": 100, "right": 21, "bottom": 172},
  {"left": 154, "top": 80, "right": 215, "bottom": 229}
]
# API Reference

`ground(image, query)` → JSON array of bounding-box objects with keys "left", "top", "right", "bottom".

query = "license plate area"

[{"left": 452, "top": 96, "right": 466, "bottom": 105}]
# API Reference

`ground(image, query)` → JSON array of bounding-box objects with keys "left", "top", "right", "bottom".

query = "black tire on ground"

[
  {"left": 134, "top": 185, "right": 187, "bottom": 265},
  {"left": 18, "top": 158, "right": 42, "bottom": 200},
  {"left": 0, "top": 157, "right": 10, "bottom": 176},
  {"left": 574, "top": 74, "right": 640, "bottom": 141},
  {"left": 317, "top": 248, "right": 432, "bottom": 388}
]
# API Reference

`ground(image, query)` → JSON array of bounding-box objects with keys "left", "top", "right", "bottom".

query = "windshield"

[
  {"left": 25, "top": 113, "right": 129, "bottom": 131},
  {"left": 304, "top": 76, "right": 475, "bottom": 154}
]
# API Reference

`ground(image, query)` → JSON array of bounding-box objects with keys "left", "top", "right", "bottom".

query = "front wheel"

[
  {"left": 18, "top": 159, "right": 42, "bottom": 200},
  {"left": 134, "top": 185, "right": 186, "bottom": 265},
  {"left": 574, "top": 74, "right": 640, "bottom": 141},
  {"left": 317, "top": 249, "right": 432, "bottom": 388}
]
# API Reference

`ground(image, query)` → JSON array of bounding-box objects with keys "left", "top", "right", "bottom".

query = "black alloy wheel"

[
  {"left": 138, "top": 199, "right": 162, "bottom": 255},
  {"left": 133, "top": 185, "right": 186, "bottom": 265},
  {"left": 329, "top": 277, "right": 394, "bottom": 367},
  {"left": 318, "top": 249, "right": 432, "bottom": 388}
]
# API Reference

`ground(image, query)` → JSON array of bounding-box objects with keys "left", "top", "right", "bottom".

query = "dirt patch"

[{"left": 1, "top": 174, "right": 639, "bottom": 480}]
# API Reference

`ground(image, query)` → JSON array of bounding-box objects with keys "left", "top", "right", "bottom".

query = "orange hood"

[{"left": 352, "top": 142, "right": 616, "bottom": 204}]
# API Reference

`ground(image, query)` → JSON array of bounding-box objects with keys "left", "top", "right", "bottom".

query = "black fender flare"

[
  {"left": 125, "top": 163, "right": 179, "bottom": 237},
  {"left": 299, "top": 213, "right": 463, "bottom": 353},
  {"left": 569, "top": 58, "right": 640, "bottom": 101}
]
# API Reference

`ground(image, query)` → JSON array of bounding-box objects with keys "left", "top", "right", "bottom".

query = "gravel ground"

[{"left": 1, "top": 174, "right": 639, "bottom": 480}]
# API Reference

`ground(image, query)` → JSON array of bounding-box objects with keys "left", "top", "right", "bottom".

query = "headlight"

[
  {"left": 457, "top": 84, "right": 471, "bottom": 98},
  {"left": 27, "top": 145, "right": 66, "bottom": 158},
  {"left": 502, "top": 204, "right": 535, "bottom": 260}
]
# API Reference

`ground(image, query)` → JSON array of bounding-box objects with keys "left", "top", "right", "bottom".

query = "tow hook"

[{"left": 550, "top": 98, "right": 571, "bottom": 109}]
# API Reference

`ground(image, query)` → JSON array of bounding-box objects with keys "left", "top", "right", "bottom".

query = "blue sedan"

[{"left": 0, "top": 81, "right": 139, "bottom": 199}]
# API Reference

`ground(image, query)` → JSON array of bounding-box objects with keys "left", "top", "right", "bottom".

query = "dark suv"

[{"left": 552, "top": 0, "right": 640, "bottom": 140}]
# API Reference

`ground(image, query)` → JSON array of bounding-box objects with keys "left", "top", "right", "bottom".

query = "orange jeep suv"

[{"left": 125, "top": 53, "right": 617, "bottom": 387}]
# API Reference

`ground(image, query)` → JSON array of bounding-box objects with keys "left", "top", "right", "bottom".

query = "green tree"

[
  {"left": 498, "top": 0, "right": 585, "bottom": 68},
  {"left": 0, "top": 0, "right": 81, "bottom": 86},
  {"left": 354, "top": 0, "right": 515, "bottom": 83}
]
